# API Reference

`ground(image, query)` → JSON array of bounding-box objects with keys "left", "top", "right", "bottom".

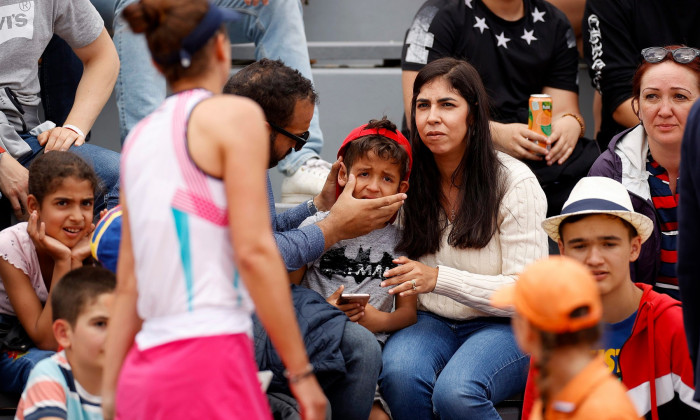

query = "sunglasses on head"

[
  {"left": 641, "top": 47, "right": 700, "bottom": 64},
  {"left": 268, "top": 121, "right": 309, "bottom": 152}
]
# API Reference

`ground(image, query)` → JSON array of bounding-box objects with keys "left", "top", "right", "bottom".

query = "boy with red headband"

[{"left": 290, "top": 117, "right": 415, "bottom": 420}]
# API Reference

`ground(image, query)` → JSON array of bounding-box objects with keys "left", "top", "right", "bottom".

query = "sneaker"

[{"left": 281, "top": 158, "right": 332, "bottom": 204}]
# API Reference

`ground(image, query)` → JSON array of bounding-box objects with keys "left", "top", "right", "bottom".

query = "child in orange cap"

[{"left": 492, "top": 256, "right": 640, "bottom": 420}]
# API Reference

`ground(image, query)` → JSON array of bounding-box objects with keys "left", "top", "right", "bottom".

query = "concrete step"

[{"left": 232, "top": 41, "right": 404, "bottom": 63}]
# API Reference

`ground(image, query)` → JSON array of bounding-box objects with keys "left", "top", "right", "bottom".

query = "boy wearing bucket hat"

[
  {"left": 492, "top": 256, "right": 639, "bottom": 420},
  {"left": 522, "top": 177, "right": 700, "bottom": 419}
]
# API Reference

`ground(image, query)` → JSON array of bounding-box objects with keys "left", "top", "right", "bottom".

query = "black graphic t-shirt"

[
  {"left": 299, "top": 212, "right": 404, "bottom": 343},
  {"left": 402, "top": 0, "right": 579, "bottom": 124}
]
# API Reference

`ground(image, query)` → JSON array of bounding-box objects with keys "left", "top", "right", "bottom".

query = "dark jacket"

[
  {"left": 588, "top": 125, "right": 661, "bottom": 288},
  {"left": 678, "top": 100, "right": 700, "bottom": 402},
  {"left": 254, "top": 285, "right": 347, "bottom": 393}
]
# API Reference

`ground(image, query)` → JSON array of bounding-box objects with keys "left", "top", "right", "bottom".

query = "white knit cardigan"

[{"left": 417, "top": 152, "right": 548, "bottom": 320}]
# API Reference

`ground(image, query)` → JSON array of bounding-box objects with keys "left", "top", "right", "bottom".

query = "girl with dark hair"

[
  {"left": 0, "top": 152, "right": 98, "bottom": 394},
  {"left": 379, "top": 57, "right": 548, "bottom": 419},
  {"left": 101, "top": 1, "right": 325, "bottom": 419},
  {"left": 589, "top": 45, "right": 700, "bottom": 297}
]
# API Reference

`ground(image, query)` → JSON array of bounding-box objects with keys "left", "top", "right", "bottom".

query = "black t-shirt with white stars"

[{"left": 402, "top": 0, "right": 579, "bottom": 124}]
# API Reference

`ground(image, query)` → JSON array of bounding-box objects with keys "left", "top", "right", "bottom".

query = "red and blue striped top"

[{"left": 646, "top": 152, "right": 679, "bottom": 298}]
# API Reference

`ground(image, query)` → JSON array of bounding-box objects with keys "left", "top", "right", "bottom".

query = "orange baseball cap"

[{"left": 491, "top": 256, "right": 602, "bottom": 334}]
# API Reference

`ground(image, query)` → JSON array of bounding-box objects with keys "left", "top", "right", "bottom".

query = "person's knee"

[
  {"left": 433, "top": 370, "right": 488, "bottom": 416},
  {"left": 341, "top": 322, "right": 381, "bottom": 373},
  {"left": 3, "top": 349, "right": 53, "bottom": 392}
]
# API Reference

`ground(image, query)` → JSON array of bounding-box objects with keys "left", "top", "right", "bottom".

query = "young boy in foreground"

[
  {"left": 290, "top": 117, "right": 416, "bottom": 419},
  {"left": 492, "top": 256, "right": 639, "bottom": 420},
  {"left": 15, "top": 266, "right": 116, "bottom": 420},
  {"left": 522, "top": 177, "right": 700, "bottom": 419}
]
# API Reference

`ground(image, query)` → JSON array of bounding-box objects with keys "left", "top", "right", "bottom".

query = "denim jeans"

[
  {"left": 0, "top": 315, "right": 54, "bottom": 394},
  {"left": 19, "top": 135, "right": 120, "bottom": 212},
  {"left": 38, "top": 35, "right": 84, "bottom": 133},
  {"left": 379, "top": 311, "right": 529, "bottom": 420},
  {"left": 316, "top": 321, "right": 382, "bottom": 420},
  {"left": 112, "top": 0, "right": 322, "bottom": 175}
]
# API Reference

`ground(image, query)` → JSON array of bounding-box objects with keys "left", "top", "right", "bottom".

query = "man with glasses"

[
  {"left": 224, "top": 59, "right": 407, "bottom": 419},
  {"left": 583, "top": 0, "right": 700, "bottom": 150}
]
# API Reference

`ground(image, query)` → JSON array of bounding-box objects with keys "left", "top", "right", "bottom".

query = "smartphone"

[{"left": 337, "top": 293, "right": 370, "bottom": 306}]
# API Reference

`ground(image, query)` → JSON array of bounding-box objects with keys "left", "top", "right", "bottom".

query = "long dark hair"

[{"left": 397, "top": 58, "right": 505, "bottom": 258}]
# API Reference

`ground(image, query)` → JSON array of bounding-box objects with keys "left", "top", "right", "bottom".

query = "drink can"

[{"left": 528, "top": 94, "right": 552, "bottom": 149}]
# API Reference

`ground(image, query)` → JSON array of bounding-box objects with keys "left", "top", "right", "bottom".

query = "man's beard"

[{"left": 268, "top": 135, "right": 293, "bottom": 168}]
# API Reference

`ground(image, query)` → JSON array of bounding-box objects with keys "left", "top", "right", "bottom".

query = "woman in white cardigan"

[{"left": 379, "top": 58, "right": 548, "bottom": 420}]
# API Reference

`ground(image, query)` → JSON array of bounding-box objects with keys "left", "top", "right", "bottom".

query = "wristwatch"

[{"left": 306, "top": 198, "right": 318, "bottom": 215}]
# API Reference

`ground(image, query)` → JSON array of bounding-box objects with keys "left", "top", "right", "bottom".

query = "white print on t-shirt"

[
  {"left": 587, "top": 14, "right": 606, "bottom": 92},
  {"left": 531, "top": 7, "right": 546, "bottom": 23},
  {"left": 405, "top": 6, "right": 438, "bottom": 65},
  {"left": 474, "top": 16, "right": 489, "bottom": 34},
  {"left": 521, "top": 29, "right": 537, "bottom": 45},
  {"left": 496, "top": 32, "right": 511, "bottom": 49},
  {"left": 0, "top": 1, "right": 34, "bottom": 46}
]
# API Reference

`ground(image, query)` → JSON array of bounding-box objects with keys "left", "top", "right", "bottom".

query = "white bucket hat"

[{"left": 542, "top": 177, "right": 654, "bottom": 243}]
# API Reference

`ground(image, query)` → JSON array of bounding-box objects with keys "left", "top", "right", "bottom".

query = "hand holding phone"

[
  {"left": 327, "top": 286, "right": 366, "bottom": 322},
  {"left": 337, "top": 293, "right": 370, "bottom": 306}
]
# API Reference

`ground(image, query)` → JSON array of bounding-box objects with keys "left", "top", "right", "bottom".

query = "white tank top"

[{"left": 121, "top": 89, "right": 254, "bottom": 350}]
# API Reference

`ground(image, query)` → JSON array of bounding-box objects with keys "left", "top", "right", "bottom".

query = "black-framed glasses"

[
  {"left": 641, "top": 47, "right": 700, "bottom": 64},
  {"left": 268, "top": 121, "right": 309, "bottom": 152}
]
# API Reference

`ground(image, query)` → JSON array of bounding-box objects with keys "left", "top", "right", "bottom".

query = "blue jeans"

[
  {"left": 39, "top": 35, "right": 84, "bottom": 132},
  {"left": 316, "top": 321, "right": 382, "bottom": 420},
  {"left": 0, "top": 348, "right": 54, "bottom": 394},
  {"left": 379, "top": 311, "right": 529, "bottom": 420},
  {"left": 0, "top": 315, "right": 54, "bottom": 394},
  {"left": 112, "top": 0, "right": 322, "bottom": 175},
  {"left": 19, "top": 135, "right": 120, "bottom": 212}
]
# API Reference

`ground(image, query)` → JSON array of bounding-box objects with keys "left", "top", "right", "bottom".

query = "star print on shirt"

[
  {"left": 495, "top": 32, "right": 511, "bottom": 48},
  {"left": 521, "top": 29, "right": 537, "bottom": 45},
  {"left": 465, "top": 0, "right": 472, "bottom": 8},
  {"left": 532, "top": 7, "right": 546, "bottom": 23},
  {"left": 474, "top": 16, "right": 489, "bottom": 34}
]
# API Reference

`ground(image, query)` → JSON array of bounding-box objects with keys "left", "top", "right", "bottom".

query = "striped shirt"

[
  {"left": 15, "top": 351, "right": 102, "bottom": 420},
  {"left": 646, "top": 152, "right": 679, "bottom": 298}
]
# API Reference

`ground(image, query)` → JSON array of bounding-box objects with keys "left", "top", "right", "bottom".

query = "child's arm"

[
  {"left": 0, "top": 260, "right": 62, "bottom": 350},
  {"left": 358, "top": 294, "right": 417, "bottom": 334},
  {"left": 288, "top": 266, "right": 307, "bottom": 285},
  {"left": 0, "top": 213, "right": 77, "bottom": 350},
  {"left": 102, "top": 203, "right": 142, "bottom": 420}
]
